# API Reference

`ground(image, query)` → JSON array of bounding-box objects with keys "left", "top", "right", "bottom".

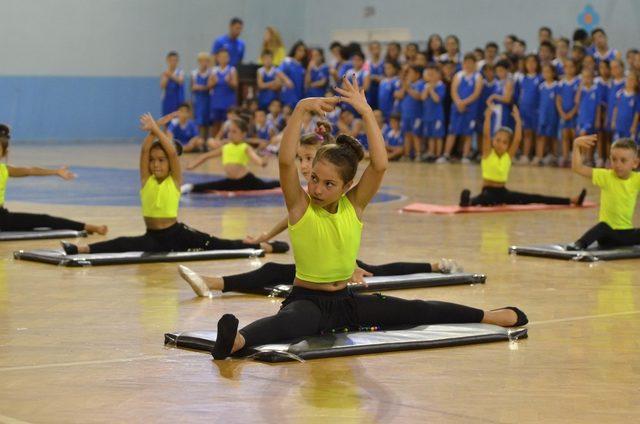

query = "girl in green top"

[
  {"left": 0, "top": 124, "right": 107, "bottom": 235},
  {"left": 460, "top": 104, "right": 586, "bottom": 207},
  {"left": 568, "top": 136, "right": 640, "bottom": 250},
  {"left": 63, "top": 113, "right": 287, "bottom": 255},
  {"left": 180, "top": 119, "right": 280, "bottom": 193},
  {"left": 211, "top": 76, "right": 527, "bottom": 360}
]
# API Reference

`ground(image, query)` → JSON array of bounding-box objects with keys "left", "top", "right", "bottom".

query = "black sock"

[
  {"left": 212, "top": 314, "right": 239, "bottom": 360},
  {"left": 576, "top": 189, "right": 587, "bottom": 206},
  {"left": 61, "top": 241, "right": 78, "bottom": 255}
]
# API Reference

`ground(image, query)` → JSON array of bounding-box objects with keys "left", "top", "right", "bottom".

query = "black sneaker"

[
  {"left": 459, "top": 189, "right": 471, "bottom": 207},
  {"left": 565, "top": 243, "right": 584, "bottom": 251}
]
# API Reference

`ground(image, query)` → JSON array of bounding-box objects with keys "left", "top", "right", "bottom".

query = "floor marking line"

[
  {"left": 0, "top": 351, "right": 200, "bottom": 372},
  {"left": 529, "top": 310, "right": 640, "bottom": 326}
]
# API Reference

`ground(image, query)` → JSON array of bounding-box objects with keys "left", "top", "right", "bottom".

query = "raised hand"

[
  {"left": 57, "top": 166, "right": 76, "bottom": 180},
  {"left": 511, "top": 104, "right": 521, "bottom": 121},
  {"left": 297, "top": 96, "right": 340, "bottom": 116},
  {"left": 334, "top": 74, "right": 371, "bottom": 115},
  {"left": 574, "top": 134, "right": 597, "bottom": 149},
  {"left": 140, "top": 113, "right": 160, "bottom": 133}
]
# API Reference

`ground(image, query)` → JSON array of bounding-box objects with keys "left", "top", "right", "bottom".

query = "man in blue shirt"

[{"left": 211, "top": 17, "right": 245, "bottom": 67}]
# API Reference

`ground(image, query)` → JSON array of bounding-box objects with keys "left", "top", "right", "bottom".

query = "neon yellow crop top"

[
  {"left": 0, "top": 163, "right": 8, "bottom": 205},
  {"left": 481, "top": 149, "right": 511, "bottom": 183},
  {"left": 288, "top": 195, "right": 363, "bottom": 283},
  {"left": 140, "top": 176, "right": 180, "bottom": 218},
  {"left": 222, "top": 142, "right": 250, "bottom": 166}
]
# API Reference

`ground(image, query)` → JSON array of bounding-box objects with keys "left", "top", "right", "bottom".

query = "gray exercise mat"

[
  {"left": 164, "top": 323, "right": 527, "bottom": 363},
  {"left": 267, "top": 272, "right": 486, "bottom": 297},
  {"left": 509, "top": 243, "right": 640, "bottom": 262},
  {"left": 0, "top": 229, "right": 87, "bottom": 241},
  {"left": 13, "top": 248, "right": 264, "bottom": 267}
]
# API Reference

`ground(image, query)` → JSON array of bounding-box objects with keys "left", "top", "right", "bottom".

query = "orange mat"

[{"left": 401, "top": 201, "right": 597, "bottom": 215}]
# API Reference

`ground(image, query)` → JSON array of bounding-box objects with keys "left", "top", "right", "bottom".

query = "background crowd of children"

[{"left": 161, "top": 20, "right": 640, "bottom": 168}]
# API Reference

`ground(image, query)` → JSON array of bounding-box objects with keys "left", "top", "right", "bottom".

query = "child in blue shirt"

[
  {"left": 439, "top": 53, "right": 484, "bottom": 164},
  {"left": 535, "top": 63, "right": 560, "bottom": 166},
  {"left": 516, "top": 54, "right": 541, "bottom": 164},
  {"left": 576, "top": 68, "right": 602, "bottom": 136},
  {"left": 612, "top": 72, "right": 639, "bottom": 141},
  {"left": 190, "top": 52, "right": 212, "bottom": 138},
  {"left": 278, "top": 42, "right": 307, "bottom": 108},
  {"left": 395, "top": 65, "right": 425, "bottom": 161},
  {"left": 161, "top": 51, "right": 185, "bottom": 118},
  {"left": 384, "top": 113, "right": 404, "bottom": 160},
  {"left": 256, "top": 50, "right": 281, "bottom": 111},
  {"left": 209, "top": 49, "right": 238, "bottom": 137},
  {"left": 487, "top": 60, "right": 515, "bottom": 135},
  {"left": 421, "top": 64, "right": 446, "bottom": 161},
  {"left": 556, "top": 59, "right": 581, "bottom": 166},
  {"left": 367, "top": 41, "right": 385, "bottom": 110},
  {"left": 305, "top": 48, "right": 329, "bottom": 98},
  {"left": 378, "top": 61, "right": 401, "bottom": 121},
  {"left": 167, "top": 103, "right": 203, "bottom": 153}
]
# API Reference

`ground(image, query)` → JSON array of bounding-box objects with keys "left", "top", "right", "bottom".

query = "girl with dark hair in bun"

[
  {"left": 210, "top": 77, "right": 528, "bottom": 360},
  {"left": 0, "top": 124, "right": 107, "bottom": 234}
]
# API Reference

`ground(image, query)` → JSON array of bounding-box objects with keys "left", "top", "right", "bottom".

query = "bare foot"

[
  {"left": 260, "top": 242, "right": 273, "bottom": 253},
  {"left": 77, "top": 245, "right": 91, "bottom": 254},
  {"left": 85, "top": 224, "right": 108, "bottom": 235},
  {"left": 232, "top": 333, "right": 245, "bottom": 354}
]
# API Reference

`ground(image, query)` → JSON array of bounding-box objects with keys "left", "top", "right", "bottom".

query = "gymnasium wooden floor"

[{"left": 1, "top": 144, "right": 639, "bottom": 423}]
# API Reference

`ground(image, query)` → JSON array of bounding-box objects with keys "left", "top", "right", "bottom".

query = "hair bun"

[
  {"left": 0, "top": 124, "right": 10, "bottom": 139},
  {"left": 336, "top": 134, "right": 365, "bottom": 162}
]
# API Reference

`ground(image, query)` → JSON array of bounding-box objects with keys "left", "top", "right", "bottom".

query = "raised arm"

[
  {"left": 280, "top": 96, "right": 340, "bottom": 222},
  {"left": 508, "top": 105, "right": 522, "bottom": 158},
  {"left": 571, "top": 134, "right": 597, "bottom": 178},
  {"left": 336, "top": 76, "right": 388, "bottom": 215},
  {"left": 140, "top": 113, "right": 182, "bottom": 185},
  {"left": 139, "top": 112, "right": 176, "bottom": 183},
  {"left": 481, "top": 105, "right": 493, "bottom": 158}
]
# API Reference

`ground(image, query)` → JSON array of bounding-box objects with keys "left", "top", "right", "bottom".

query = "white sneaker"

[
  {"left": 435, "top": 156, "right": 450, "bottom": 164},
  {"left": 178, "top": 265, "right": 211, "bottom": 297},
  {"left": 530, "top": 157, "right": 541, "bottom": 166},
  {"left": 438, "top": 258, "right": 463, "bottom": 274},
  {"left": 595, "top": 158, "right": 604, "bottom": 168},
  {"left": 542, "top": 154, "right": 556, "bottom": 166},
  {"left": 517, "top": 156, "right": 530, "bottom": 165},
  {"left": 461, "top": 157, "right": 471, "bottom": 165},
  {"left": 180, "top": 183, "right": 194, "bottom": 194}
]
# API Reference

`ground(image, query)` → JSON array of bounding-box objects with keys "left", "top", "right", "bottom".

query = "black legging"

[
  {"left": 470, "top": 186, "right": 571, "bottom": 206},
  {"left": 239, "top": 286, "right": 484, "bottom": 347},
  {"left": 575, "top": 222, "right": 640, "bottom": 249},
  {"left": 0, "top": 207, "right": 85, "bottom": 231},
  {"left": 89, "top": 222, "right": 260, "bottom": 253},
  {"left": 223, "top": 260, "right": 432, "bottom": 295},
  {"left": 192, "top": 172, "right": 280, "bottom": 193}
]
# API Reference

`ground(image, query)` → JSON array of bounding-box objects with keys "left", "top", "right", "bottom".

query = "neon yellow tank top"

[
  {"left": 289, "top": 195, "right": 363, "bottom": 283},
  {"left": 140, "top": 176, "right": 180, "bottom": 218},
  {"left": 0, "top": 164, "right": 8, "bottom": 205},
  {"left": 222, "top": 142, "right": 250, "bottom": 166},
  {"left": 481, "top": 149, "right": 511, "bottom": 183}
]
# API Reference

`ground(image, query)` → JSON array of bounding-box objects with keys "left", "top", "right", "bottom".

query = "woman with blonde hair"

[{"left": 261, "top": 26, "right": 285, "bottom": 65}]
